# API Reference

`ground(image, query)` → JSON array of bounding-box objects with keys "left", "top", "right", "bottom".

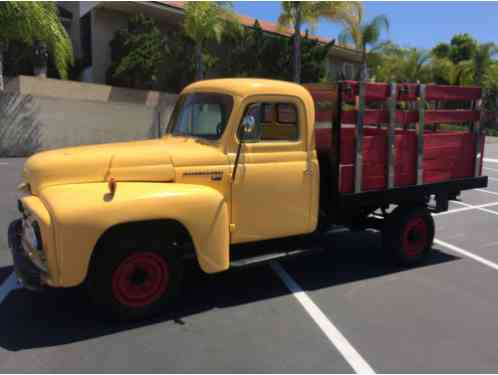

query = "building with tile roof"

[{"left": 57, "top": 1, "right": 362, "bottom": 89}]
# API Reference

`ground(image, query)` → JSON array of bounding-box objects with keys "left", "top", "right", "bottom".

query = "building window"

[
  {"left": 342, "top": 63, "right": 354, "bottom": 80},
  {"left": 80, "top": 12, "right": 92, "bottom": 68}
]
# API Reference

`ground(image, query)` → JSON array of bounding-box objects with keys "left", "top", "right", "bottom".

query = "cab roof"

[{"left": 182, "top": 78, "right": 311, "bottom": 99}]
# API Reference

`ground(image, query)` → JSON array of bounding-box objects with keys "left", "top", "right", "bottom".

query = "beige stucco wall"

[
  {"left": 327, "top": 46, "right": 362, "bottom": 82},
  {"left": 0, "top": 76, "right": 177, "bottom": 157},
  {"left": 82, "top": 4, "right": 180, "bottom": 85}
]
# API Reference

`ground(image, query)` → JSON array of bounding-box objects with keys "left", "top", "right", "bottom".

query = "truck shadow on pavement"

[{"left": 0, "top": 230, "right": 460, "bottom": 351}]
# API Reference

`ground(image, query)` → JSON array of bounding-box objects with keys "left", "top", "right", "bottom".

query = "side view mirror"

[
  {"left": 232, "top": 105, "right": 261, "bottom": 180},
  {"left": 241, "top": 115, "right": 257, "bottom": 137},
  {"left": 239, "top": 110, "right": 261, "bottom": 142}
]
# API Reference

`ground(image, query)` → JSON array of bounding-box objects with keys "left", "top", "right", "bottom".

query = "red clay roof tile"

[{"left": 158, "top": 1, "right": 331, "bottom": 43}]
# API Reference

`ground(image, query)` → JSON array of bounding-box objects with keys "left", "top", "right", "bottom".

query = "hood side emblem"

[{"left": 183, "top": 170, "right": 224, "bottom": 181}]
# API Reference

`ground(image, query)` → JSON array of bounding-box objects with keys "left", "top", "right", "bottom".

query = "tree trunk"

[
  {"left": 476, "top": 71, "right": 482, "bottom": 87},
  {"left": 293, "top": 3, "right": 302, "bottom": 83},
  {"left": 0, "top": 47, "right": 4, "bottom": 91},
  {"left": 495, "top": 91, "right": 498, "bottom": 131},
  {"left": 359, "top": 50, "right": 369, "bottom": 81},
  {"left": 195, "top": 42, "right": 203, "bottom": 81},
  {"left": 0, "top": 40, "right": 6, "bottom": 91}
]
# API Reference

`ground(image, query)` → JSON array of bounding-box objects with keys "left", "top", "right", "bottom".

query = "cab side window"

[{"left": 244, "top": 102, "right": 299, "bottom": 142}]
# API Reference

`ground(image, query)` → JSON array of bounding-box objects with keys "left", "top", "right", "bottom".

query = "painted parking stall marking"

[
  {"left": 445, "top": 200, "right": 498, "bottom": 217},
  {"left": 484, "top": 166, "right": 498, "bottom": 173},
  {"left": 434, "top": 239, "right": 498, "bottom": 272},
  {"left": 432, "top": 201, "right": 498, "bottom": 216},
  {"left": 476, "top": 188, "right": 498, "bottom": 197},
  {"left": 432, "top": 169, "right": 498, "bottom": 280},
  {"left": 270, "top": 261, "right": 375, "bottom": 374}
]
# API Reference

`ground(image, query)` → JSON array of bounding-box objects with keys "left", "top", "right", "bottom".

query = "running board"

[{"left": 229, "top": 246, "right": 324, "bottom": 269}]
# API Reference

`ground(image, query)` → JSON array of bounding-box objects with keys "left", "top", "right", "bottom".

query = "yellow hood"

[{"left": 24, "top": 136, "right": 227, "bottom": 194}]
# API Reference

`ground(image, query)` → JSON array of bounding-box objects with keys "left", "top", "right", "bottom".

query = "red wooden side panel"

[
  {"left": 309, "top": 81, "right": 484, "bottom": 195},
  {"left": 341, "top": 110, "right": 480, "bottom": 125},
  {"left": 339, "top": 81, "right": 481, "bottom": 103},
  {"left": 315, "top": 127, "right": 485, "bottom": 194},
  {"left": 425, "top": 85, "right": 481, "bottom": 101}
]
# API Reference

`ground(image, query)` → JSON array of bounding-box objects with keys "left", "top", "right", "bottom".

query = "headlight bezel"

[
  {"left": 23, "top": 219, "right": 42, "bottom": 251},
  {"left": 21, "top": 216, "right": 48, "bottom": 273}
]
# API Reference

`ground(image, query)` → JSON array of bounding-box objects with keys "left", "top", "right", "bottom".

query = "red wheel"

[
  {"left": 382, "top": 206, "right": 434, "bottom": 265},
  {"left": 402, "top": 217, "right": 428, "bottom": 258},
  {"left": 112, "top": 252, "right": 169, "bottom": 308},
  {"left": 87, "top": 246, "right": 183, "bottom": 321}
]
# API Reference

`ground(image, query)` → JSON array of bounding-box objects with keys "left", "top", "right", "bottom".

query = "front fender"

[{"left": 40, "top": 182, "right": 229, "bottom": 287}]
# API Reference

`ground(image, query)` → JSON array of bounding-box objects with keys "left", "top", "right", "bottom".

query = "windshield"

[{"left": 167, "top": 93, "right": 234, "bottom": 140}]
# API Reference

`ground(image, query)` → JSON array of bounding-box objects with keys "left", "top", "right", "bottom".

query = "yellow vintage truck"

[{"left": 8, "top": 78, "right": 488, "bottom": 320}]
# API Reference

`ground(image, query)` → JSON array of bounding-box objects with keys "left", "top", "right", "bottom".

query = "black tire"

[
  {"left": 87, "top": 245, "right": 183, "bottom": 321},
  {"left": 382, "top": 206, "right": 435, "bottom": 266}
]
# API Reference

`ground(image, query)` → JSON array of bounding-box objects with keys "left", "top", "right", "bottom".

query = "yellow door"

[{"left": 229, "top": 96, "right": 319, "bottom": 244}]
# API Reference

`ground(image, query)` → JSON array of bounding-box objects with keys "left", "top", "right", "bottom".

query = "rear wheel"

[
  {"left": 382, "top": 206, "right": 435, "bottom": 265},
  {"left": 87, "top": 246, "right": 183, "bottom": 321}
]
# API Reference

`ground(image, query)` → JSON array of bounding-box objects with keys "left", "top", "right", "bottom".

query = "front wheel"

[
  {"left": 382, "top": 206, "right": 435, "bottom": 266},
  {"left": 87, "top": 247, "right": 183, "bottom": 321}
]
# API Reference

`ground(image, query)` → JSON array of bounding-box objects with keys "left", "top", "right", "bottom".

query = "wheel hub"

[
  {"left": 112, "top": 252, "right": 169, "bottom": 308},
  {"left": 129, "top": 267, "right": 148, "bottom": 285},
  {"left": 403, "top": 217, "right": 428, "bottom": 257}
]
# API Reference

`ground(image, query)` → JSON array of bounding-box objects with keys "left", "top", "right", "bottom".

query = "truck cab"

[
  {"left": 9, "top": 79, "right": 320, "bottom": 320},
  {"left": 8, "top": 78, "right": 487, "bottom": 321}
]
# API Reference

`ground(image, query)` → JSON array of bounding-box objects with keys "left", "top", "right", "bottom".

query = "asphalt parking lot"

[{"left": 2, "top": 144, "right": 498, "bottom": 372}]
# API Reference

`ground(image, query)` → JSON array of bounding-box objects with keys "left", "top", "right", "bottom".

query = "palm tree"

[
  {"left": 460, "top": 42, "right": 498, "bottom": 86},
  {"left": 0, "top": 2, "right": 73, "bottom": 90},
  {"left": 183, "top": 2, "right": 236, "bottom": 81},
  {"left": 430, "top": 57, "right": 468, "bottom": 85},
  {"left": 373, "top": 47, "right": 431, "bottom": 83},
  {"left": 483, "top": 62, "right": 498, "bottom": 91},
  {"left": 483, "top": 63, "right": 498, "bottom": 130},
  {"left": 338, "top": 7, "right": 389, "bottom": 81},
  {"left": 398, "top": 48, "right": 431, "bottom": 83},
  {"left": 277, "top": 1, "right": 362, "bottom": 83}
]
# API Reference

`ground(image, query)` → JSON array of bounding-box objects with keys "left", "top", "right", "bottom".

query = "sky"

[{"left": 232, "top": 1, "right": 498, "bottom": 50}]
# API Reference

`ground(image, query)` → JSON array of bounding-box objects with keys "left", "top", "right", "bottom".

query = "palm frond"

[
  {"left": 362, "top": 15, "right": 389, "bottom": 48},
  {"left": 337, "top": 29, "right": 354, "bottom": 47},
  {"left": 277, "top": 2, "right": 296, "bottom": 30},
  {"left": 0, "top": 2, "right": 74, "bottom": 78},
  {"left": 277, "top": 13, "right": 294, "bottom": 31}
]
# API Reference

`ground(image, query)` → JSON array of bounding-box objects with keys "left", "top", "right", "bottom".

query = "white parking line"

[
  {"left": 434, "top": 201, "right": 498, "bottom": 216},
  {"left": 449, "top": 200, "right": 498, "bottom": 216},
  {"left": 484, "top": 166, "right": 498, "bottom": 173},
  {"left": 270, "top": 261, "right": 375, "bottom": 374},
  {"left": 450, "top": 200, "right": 474, "bottom": 208},
  {"left": 476, "top": 188, "right": 498, "bottom": 196},
  {"left": 434, "top": 238, "right": 498, "bottom": 272},
  {"left": 0, "top": 273, "right": 18, "bottom": 305},
  {"left": 484, "top": 158, "right": 498, "bottom": 164}
]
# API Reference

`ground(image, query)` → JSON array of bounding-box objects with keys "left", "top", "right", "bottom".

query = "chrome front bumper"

[{"left": 7, "top": 219, "right": 46, "bottom": 291}]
